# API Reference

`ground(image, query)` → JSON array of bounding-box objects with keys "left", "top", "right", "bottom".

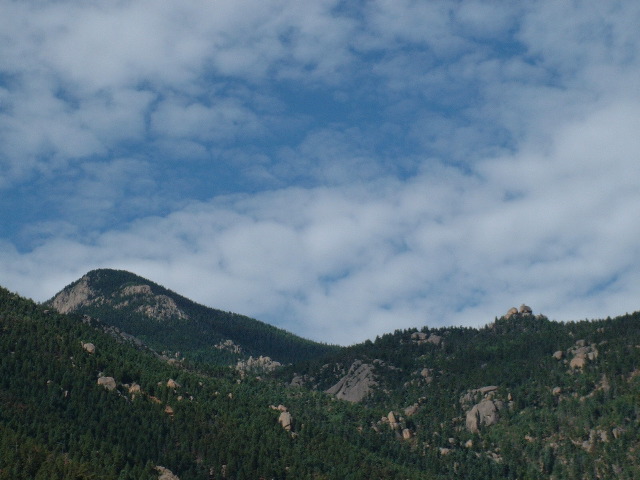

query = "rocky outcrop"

[
  {"left": 82, "top": 342, "right": 96, "bottom": 354},
  {"left": 278, "top": 411, "right": 293, "bottom": 431},
  {"left": 167, "top": 379, "right": 181, "bottom": 389},
  {"left": 504, "top": 304, "right": 533, "bottom": 319},
  {"left": 519, "top": 304, "right": 532, "bottom": 315},
  {"left": 97, "top": 376, "right": 116, "bottom": 391},
  {"left": 155, "top": 466, "right": 180, "bottom": 480},
  {"left": 504, "top": 307, "right": 519, "bottom": 319},
  {"left": 461, "top": 386, "right": 506, "bottom": 433},
  {"left": 411, "top": 332, "right": 443, "bottom": 346},
  {"left": 123, "top": 286, "right": 188, "bottom": 321},
  {"left": 326, "top": 360, "right": 376, "bottom": 403},
  {"left": 236, "top": 355, "right": 282, "bottom": 373},
  {"left": 51, "top": 275, "right": 95, "bottom": 313},
  {"left": 214, "top": 339, "right": 243, "bottom": 354},
  {"left": 466, "top": 398, "right": 504, "bottom": 433},
  {"left": 568, "top": 340, "right": 598, "bottom": 369}
]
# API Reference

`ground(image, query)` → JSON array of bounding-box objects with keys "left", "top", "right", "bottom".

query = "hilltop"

[{"left": 46, "top": 269, "right": 339, "bottom": 367}]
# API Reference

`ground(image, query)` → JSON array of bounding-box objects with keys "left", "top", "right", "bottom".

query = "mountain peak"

[{"left": 47, "top": 268, "right": 338, "bottom": 365}]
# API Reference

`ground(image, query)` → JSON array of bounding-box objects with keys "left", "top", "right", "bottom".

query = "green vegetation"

[
  {"left": 3, "top": 271, "right": 640, "bottom": 479},
  {"left": 47, "top": 269, "right": 339, "bottom": 366}
]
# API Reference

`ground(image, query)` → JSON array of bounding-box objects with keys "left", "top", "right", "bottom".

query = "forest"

[{"left": 1, "top": 269, "right": 639, "bottom": 479}]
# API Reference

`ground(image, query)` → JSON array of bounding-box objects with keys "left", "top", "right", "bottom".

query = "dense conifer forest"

[{"left": 2, "top": 269, "right": 640, "bottom": 479}]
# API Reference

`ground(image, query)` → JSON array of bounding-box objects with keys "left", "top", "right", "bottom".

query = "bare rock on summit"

[
  {"left": 504, "top": 307, "right": 519, "bottom": 319},
  {"left": 519, "top": 304, "right": 533, "bottom": 315},
  {"left": 51, "top": 275, "right": 95, "bottom": 314},
  {"left": 326, "top": 360, "right": 376, "bottom": 403}
]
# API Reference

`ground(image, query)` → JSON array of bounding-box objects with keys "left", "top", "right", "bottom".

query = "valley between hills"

[{"left": 1, "top": 268, "right": 639, "bottom": 479}]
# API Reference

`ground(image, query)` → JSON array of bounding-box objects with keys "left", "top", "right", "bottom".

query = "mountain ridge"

[{"left": 46, "top": 268, "right": 339, "bottom": 367}]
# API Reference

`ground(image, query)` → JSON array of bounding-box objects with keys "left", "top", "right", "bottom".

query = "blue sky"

[{"left": 2, "top": 1, "right": 640, "bottom": 344}]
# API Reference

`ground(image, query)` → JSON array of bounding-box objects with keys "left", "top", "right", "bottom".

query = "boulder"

[
  {"left": 404, "top": 404, "right": 419, "bottom": 416},
  {"left": 519, "top": 304, "right": 533, "bottom": 315},
  {"left": 97, "top": 376, "right": 116, "bottom": 391},
  {"left": 278, "top": 411, "right": 293, "bottom": 431},
  {"left": 402, "top": 428, "right": 413, "bottom": 440},
  {"left": 388, "top": 411, "right": 397, "bottom": 424},
  {"left": 569, "top": 356, "right": 586, "bottom": 369},
  {"left": 82, "top": 342, "right": 96, "bottom": 354},
  {"left": 504, "top": 307, "right": 518, "bottom": 319},
  {"left": 465, "top": 399, "right": 505, "bottom": 433},
  {"left": 167, "top": 379, "right": 181, "bottom": 389},
  {"left": 552, "top": 350, "right": 564, "bottom": 360}
]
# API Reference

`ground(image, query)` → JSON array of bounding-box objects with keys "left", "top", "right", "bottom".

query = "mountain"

[
  {"left": 47, "top": 269, "right": 338, "bottom": 367},
  {"left": 0, "top": 284, "right": 437, "bottom": 479},
  {"left": 4, "top": 271, "right": 640, "bottom": 479},
  {"left": 280, "top": 307, "right": 640, "bottom": 478}
]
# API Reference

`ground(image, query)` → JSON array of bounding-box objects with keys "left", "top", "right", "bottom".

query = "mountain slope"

[
  {"left": 281, "top": 309, "right": 640, "bottom": 478},
  {"left": 47, "top": 269, "right": 338, "bottom": 366},
  {"left": 1, "top": 285, "right": 443, "bottom": 479}
]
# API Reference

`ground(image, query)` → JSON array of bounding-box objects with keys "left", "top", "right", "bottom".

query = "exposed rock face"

[
  {"left": 214, "top": 339, "right": 243, "bottom": 354},
  {"left": 404, "top": 404, "right": 419, "bottom": 416},
  {"left": 51, "top": 275, "right": 95, "bottom": 313},
  {"left": 167, "top": 379, "right": 181, "bottom": 389},
  {"left": 122, "top": 284, "right": 153, "bottom": 296},
  {"left": 519, "top": 304, "right": 533, "bottom": 315},
  {"left": 82, "top": 342, "right": 96, "bottom": 354},
  {"left": 236, "top": 355, "right": 282, "bottom": 373},
  {"left": 155, "top": 465, "right": 180, "bottom": 480},
  {"left": 466, "top": 398, "right": 504, "bottom": 433},
  {"left": 97, "top": 376, "right": 116, "bottom": 391},
  {"left": 461, "top": 386, "right": 506, "bottom": 433},
  {"left": 411, "top": 332, "right": 443, "bottom": 346},
  {"left": 326, "top": 360, "right": 376, "bottom": 403},
  {"left": 504, "top": 307, "right": 519, "bottom": 319},
  {"left": 51, "top": 276, "right": 189, "bottom": 321},
  {"left": 568, "top": 340, "right": 598, "bottom": 369},
  {"left": 122, "top": 286, "right": 188, "bottom": 321},
  {"left": 278, "top": 411, "right": 293, "bottom": 431}
]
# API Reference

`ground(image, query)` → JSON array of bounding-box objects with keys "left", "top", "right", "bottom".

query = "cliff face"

[
  {"left": 325, "top": 360, "right": 377, "bottom": 402},
  {"left": 50, "top": 275, "right": 96, "bottom": 314}
]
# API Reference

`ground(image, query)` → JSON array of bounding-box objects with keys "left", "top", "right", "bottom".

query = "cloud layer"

[{"left": 1, "top": 1, "right": 640, "bottom": 344}]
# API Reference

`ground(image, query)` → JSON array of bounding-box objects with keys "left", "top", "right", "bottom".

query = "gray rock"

[
  {"left": 466, "top": 399, "right": 504, "bottom": 433},
  {"left": 505, "top": 307, "right": 518, "bottom": 319},
  {"left": 519, "top": 304, "right": 533, "bottom": 314},
  {"left": 326, "top": 360, "right": 376, "bottom": 403},
  {"left": 278, "top": 411, "right": 293, "bottom": 431},
  {"left": 97, "top": 376, "right": 116, "bottom": 391}
]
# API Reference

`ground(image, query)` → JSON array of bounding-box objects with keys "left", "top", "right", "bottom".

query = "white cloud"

[
  {"left": 2, "top": 1, "right": 640, "bottom": 345},
  {"left": 3, "top": 96, "right": 640, "bottom": 345}
]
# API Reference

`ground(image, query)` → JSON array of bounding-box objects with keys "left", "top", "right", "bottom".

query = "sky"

[{"left": 1, "top": 1, "right": 640, "bottom": 345}]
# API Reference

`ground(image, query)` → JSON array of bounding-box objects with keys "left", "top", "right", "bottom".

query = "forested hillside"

[
  {"left": 283, "top": 309, "right": 640, "bottom": 479},
  {"left": 0, "top": 285, "right": 444, "bottom": 479},
  {"left": 46, "top": 269, "right": 338, "bottom": 366},
  {"left": 3, "top": 277, "right": 640, "bottom": 479}
]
